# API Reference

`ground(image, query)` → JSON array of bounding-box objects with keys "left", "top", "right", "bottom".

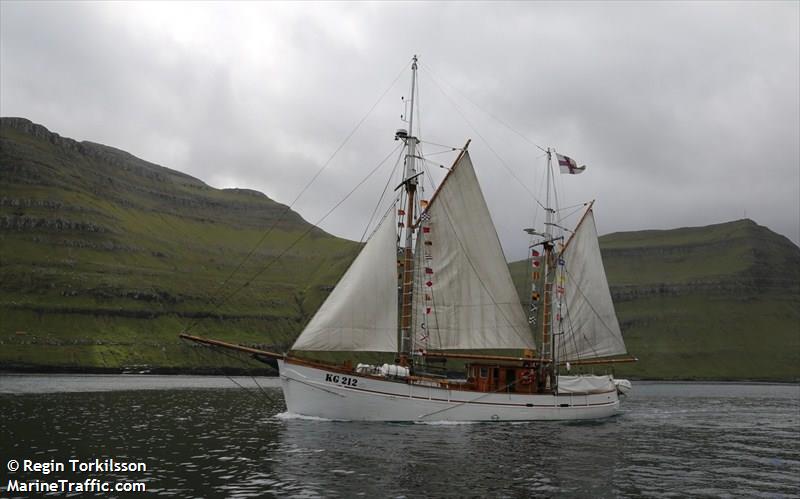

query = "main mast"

[{"left": 398, "top": 55, "right": 419, "bottom": 365}]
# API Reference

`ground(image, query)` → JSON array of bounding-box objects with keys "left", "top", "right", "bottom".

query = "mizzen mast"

[
  {"left": 398, "top": 55, "right": 419, "bottom": 365},
  {"left": 541, "top": 149, "right": 555, "bottom": 362},
  {"left": 524, "top": 149, "right": 560, "bottom": 389}
]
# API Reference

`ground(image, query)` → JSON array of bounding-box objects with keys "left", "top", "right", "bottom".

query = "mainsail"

[
  {"left": 555, "top": 209, "right": 626, "bottom": 360},
  {"left": 291, "top": 210, "right": 399, "bottom": 352},
  {"left": 413, "top": 152, "right": 537, "bottom": 351}
]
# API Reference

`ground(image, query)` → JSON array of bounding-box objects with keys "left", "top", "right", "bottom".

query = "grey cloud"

[{"left": 1, "top": 1, "right": 797, "bottom": 259}]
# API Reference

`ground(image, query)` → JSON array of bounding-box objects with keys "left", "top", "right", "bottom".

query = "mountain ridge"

[
  {"left": 0, "top": 117, "right": 360, "bottom": 373},
  {"left": 510, "top": 217, "right": 799, "bottom": 380},
  {"left": 1, "top": 118, "right": 798, "bottom": 379}
]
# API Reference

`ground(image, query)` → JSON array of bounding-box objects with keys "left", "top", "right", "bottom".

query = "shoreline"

[
  {"left": 1, "top": 366, "right": 796, "bottom": 384},
  {"left": 0, "top": 364, "right": 277, "bottom": 377}
]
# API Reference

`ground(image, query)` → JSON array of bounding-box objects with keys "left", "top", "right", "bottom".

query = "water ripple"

[{"left": 0, "top": 379, "right": 797, "bottom": 497}]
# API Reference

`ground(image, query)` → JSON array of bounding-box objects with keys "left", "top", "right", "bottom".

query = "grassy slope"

[
  {"left": 509, "top": 219, "right": 800, "bottom": 380},
  {"left": 0, "top": 118, "right": 359, "bottom": 372},
  {"left": 2, "top": 118, "right": 798, "bottom": 379}
]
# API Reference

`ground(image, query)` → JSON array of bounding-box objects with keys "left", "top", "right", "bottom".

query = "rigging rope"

[
  {"left": 420, "top": 64, "right": 547, "bottom": 213},
  {"left": 560, "top": 265, "right": 620, "bottom": 359},
  {"left": 418, "top": 139, "right": 462, "bottom": 151},
  {"left": 181, "top": 142, "right": 403, "bottom": 334},
  {"left": 358, "top": 147, "right": 405, "bottom": 243},
  {"left": 556, "top": 202, "right": 590, "bottom": 213},
  {"left": 419, "top": 62, "right": 549, "bottom": 154},
  {"left": 180, "top": 59, "right": 412, "bottom": 334},
  {"left": 184, "top": 339, "right": 281, "bottom": 405}
]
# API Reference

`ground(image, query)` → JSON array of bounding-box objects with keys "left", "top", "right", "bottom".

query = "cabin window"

[{"left": 479, "top": 367, "right": 488, "bottom": 379}]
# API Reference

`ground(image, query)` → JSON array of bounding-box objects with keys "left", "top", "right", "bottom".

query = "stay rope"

[
  {"left": 181, "top": 142, "right": 402, "bottom": 335},
  {"left": 420, "top": 62, "right": 552, "bottom": 214},
  {"left": 180, "top": 58, "right": 412, "bottom": 335},
  {"left": 184, "top": 338, "right": 281, "bottom": 405}
]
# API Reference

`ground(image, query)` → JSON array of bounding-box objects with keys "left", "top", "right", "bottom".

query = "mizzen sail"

[
  {"left": 291, "top": 210, "right": 399, "bottom": 352},
  {"left": 555, "top": 209, "right": 627, "bottom": 360}
]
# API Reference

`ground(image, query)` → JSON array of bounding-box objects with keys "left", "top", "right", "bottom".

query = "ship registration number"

[{"left": 325, "top": 373, "right": 358, "bottom": 387}]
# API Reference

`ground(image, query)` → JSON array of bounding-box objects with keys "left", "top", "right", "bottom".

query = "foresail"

[
  {"left": 291, "top": 211, "right": 398, "bottom": 352},
  {"left": 413, "top": 152, "right": 536, "bottom": 351},
  {"left": 556, "top": 209, "right": 626, "bottom": 360}
]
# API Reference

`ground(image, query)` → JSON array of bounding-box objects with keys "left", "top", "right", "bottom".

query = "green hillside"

[
  {"left": 509, "top": 219, "right": 800, "bottom": 381},
  {"left": 0, "top": 118, "right": 360, "bottom": 373},
  {"left": 2, "top": 118, "right": 798, "bottom": 380}
]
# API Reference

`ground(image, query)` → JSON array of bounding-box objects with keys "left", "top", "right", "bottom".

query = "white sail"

[
  {"left": 413, "top": 152, "right": 536, "bottom": 351},
  {"left": 291, "top": 210, "right": 398, "bottom": 352},
  {"left": 555, "top": 209, "right": 626, "bottom": 360}
]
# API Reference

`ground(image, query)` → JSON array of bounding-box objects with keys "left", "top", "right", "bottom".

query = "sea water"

[{"left": 1, "top": 375, "right": 797, "bottom": 498}]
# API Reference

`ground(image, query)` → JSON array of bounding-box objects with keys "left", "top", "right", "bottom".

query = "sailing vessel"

[{"left": 181, "top": 56, "right": 634, "bottom": 421}]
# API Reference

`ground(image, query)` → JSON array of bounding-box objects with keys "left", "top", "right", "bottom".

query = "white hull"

[{"left": 278, "top": 360, "right": 621, "bottom": 422}]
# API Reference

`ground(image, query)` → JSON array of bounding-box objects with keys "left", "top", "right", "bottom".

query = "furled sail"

[
  {"left": 291, "top": 210, "right": 398, "bottom": 352},
  {"left": 412, "top": 152, "right": 536, "bottom": 351},
  {"left": 555, "top": 209, "right": 627, "bottom": 360}
]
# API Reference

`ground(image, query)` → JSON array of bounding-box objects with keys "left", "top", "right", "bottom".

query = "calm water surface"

[{"left": 1, "top": 375, "right": 798, "bottom": 498}]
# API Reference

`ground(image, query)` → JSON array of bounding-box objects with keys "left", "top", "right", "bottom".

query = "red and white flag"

[{"left": 556, "top": 153, "right": 586, "bottom": 175}]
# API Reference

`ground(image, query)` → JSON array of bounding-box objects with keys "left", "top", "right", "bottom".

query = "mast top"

[{"left": 402, "top": 56, "right": 420, "bottom": 184}]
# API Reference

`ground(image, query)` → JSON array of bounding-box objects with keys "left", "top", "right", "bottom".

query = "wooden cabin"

[{"left": 465, "top": 363, "right": 544, "bottom": 394}]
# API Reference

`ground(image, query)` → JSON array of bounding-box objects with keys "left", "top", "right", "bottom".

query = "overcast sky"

[{"left": 2, "top": 1, "right": 798, "bottom": 259}]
